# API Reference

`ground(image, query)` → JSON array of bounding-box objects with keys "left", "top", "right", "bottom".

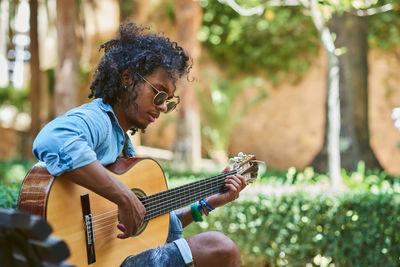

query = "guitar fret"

[
  {"left": 143, "top": 178, "right": 227, "bottom": 220},
  {"left": 145, "top": 186, "right": 222, "bottom": 219},
  {"left": 143, "top": 176, "right": 225, "bottom": 208},
  {"left": 144, "top": 184, "right": 222, "bottom": 218},
  {"left": 142, "top": 170, "right": 236, "bottom": 205},
  {"left": 142, "top": 170, "right": 236, "bottom": 203},
  {"left": 160, "top": 177, "right": 224, "bottom": 204}
]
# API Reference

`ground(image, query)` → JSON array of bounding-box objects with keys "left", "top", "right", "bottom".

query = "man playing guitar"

[{"left": 32, "top": 22, "right": 247, "bottom": 266}]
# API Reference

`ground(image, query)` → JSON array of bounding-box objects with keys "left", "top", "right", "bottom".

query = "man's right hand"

[
  {"left": 61, "top": 161, "right": 146, "bottom": 239},
  {"left": 116, "top": 189, "right": 146, "bottom": 238}
]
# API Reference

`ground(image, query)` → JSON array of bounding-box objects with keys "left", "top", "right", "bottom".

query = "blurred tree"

[
  {"left": 312, "top": 12, "right": 381, "bottom": 173},
  {"left": 311, "top": 2, "right": 399, "bottom": 173},
  {"left": 29, "top": 0, "right": 40, "bottom": 140},
  {"left": 218, "top": 0, "right": 397, "bottom": 187},
  {"left": 55, "top": 0, "right": 78, "bottom": 115},
  {"left": 199, "top": 0, "right": 319, "bottom": 83},
  {"left": 174, "top": 0, "right": 203, "bottom": 171}
]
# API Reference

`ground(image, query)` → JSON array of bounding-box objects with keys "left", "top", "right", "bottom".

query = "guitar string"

[
  {"left": 145, "top": 164, "right": 251, "bottom": 211},
  {"left": 93, "top": 219, "right": 119, "bottom": 231},
  {"left": 90, "top": 178, "right": 223, "bottom": 225},
  {"left": 89, "top": 182, "right": 224, "bottom": 236},
  {"left": 88, "top": 181, "right": 226, "bottom": 236},
  {"left": 144, "top": 182, "right": 224, "bottom": 220},
  {"left": 87, "top": 168, "right": 247, "bottom": 236},
  {"left": 93, "top": 225, "right": 115, "bottom": 237},
  {"left": 94, "top": 178, "right": 224, "bottom": 225},
  {"left": 92, "top": 163, "right": 252, "bottom": 243},
  {"left": 89, "top": 171, "right": 235, "bottom": 222},
  {"left": 92, "top": 211, "right": 119, "bottom": 224},
  {"left": 144, "top": 177, "right": 227, "bottom": 213},
  {"left": 92, "top": 217, "right": 118, "bottom": 228},
  {"left": 139, "top": 170, "right": 235, "bottom": 207},
  {"left": 90, "top": 177, "right": 226, "bottom": 228},
  {"left": 138, "top": 170, "right": 235, "bottom": 209},
  {"left": 92, "top": 208, "right": 119, "bottom": 219},
  {"left": 90, "top": 171, "right": 228, "bottom": 221}
]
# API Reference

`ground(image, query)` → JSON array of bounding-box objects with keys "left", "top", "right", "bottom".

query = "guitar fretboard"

[{"left": 141, "top": 170, "right": 237, "bottom": 221}]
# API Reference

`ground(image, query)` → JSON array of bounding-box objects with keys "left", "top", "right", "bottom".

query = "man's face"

[{"left": 123, "top": 67, "right": 177, "bottom": 130}]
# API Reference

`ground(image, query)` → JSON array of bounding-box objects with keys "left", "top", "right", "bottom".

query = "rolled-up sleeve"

[{"left": 33, "top": 112, "right": 103, "bottom": 176}]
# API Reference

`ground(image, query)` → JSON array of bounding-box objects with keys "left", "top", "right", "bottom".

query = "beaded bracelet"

[
  {"left": 190, "top": 202, "right": 203, "bottom": 222},
  {"left": 199, "top": 198, "right": 215, "bottom": 213},
  {"left": 200, "top": 203, "right": 209, "bottom": 216}
]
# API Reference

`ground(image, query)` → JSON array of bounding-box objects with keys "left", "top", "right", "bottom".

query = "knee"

[
  {"left": 210, "top": 232, "right": 241, "bottom": 265},
  {"left": 189, "top": 231, "right": 241, "bottom": 266}
]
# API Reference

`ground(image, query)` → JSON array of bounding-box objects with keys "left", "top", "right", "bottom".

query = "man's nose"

[{"left": 156, "top": 101, "right": 168, "bottom": 113}]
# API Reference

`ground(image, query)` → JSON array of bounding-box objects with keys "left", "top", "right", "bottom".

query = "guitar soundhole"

[{"left": 130, "top": 188, "right": 148, "bottom": 237}]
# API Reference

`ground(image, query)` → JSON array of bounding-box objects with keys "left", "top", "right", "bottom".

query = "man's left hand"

[{"left": 206, "top": 166, "right": 247, "bottom": 208}]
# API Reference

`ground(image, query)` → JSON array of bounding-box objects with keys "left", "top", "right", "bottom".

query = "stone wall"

[{"left": 369, "top": 50, "right": 400, "bottom": 175}]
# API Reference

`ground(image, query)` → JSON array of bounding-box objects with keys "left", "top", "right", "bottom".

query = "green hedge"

[
  {"left": 0, "top": 183, "right": 19, "bottom": 209},
  {"left": 0, "top": 159, "right": 34, "bottom": 208},
  {"left": 184, "top": 191, "right": 400, "bottom": 267},
  {"left": 1, "top": 160, "right": 399, "bottom": 266}
]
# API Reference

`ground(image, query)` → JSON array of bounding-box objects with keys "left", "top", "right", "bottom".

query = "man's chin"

[{"left": 133, "top": 122, "right": 148, "bottom": 131}]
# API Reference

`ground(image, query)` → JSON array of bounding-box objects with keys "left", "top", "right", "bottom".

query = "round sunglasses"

[{"left": 136, "top": 73, "right": 180, "bottom": 113}]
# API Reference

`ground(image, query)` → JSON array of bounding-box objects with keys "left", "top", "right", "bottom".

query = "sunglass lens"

[
  {"left": 154, "top": 92, "right": 168, "bottom": 105},
  {"left": 166, "top": 102, "right": 177, "bottom": 113}
]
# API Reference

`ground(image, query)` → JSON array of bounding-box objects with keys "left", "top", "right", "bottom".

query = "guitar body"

[{"left": 18, "top": 158, "right": 170, "bottom": 266}]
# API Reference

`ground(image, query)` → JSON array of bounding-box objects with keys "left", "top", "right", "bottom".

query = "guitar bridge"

[
  {"left": 84, "top": 214, "right": 95, "bottom": 244},
  {"left": 81, "top": 194, "right": 96, "bottom": 264}
]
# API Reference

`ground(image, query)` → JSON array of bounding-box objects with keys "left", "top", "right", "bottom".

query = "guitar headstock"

[{"left": 230, "top": 152, "right": 263, "bottom": 183}]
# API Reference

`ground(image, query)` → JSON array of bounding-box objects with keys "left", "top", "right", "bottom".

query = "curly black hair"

[{"left": 88, "top": 22, "right": 192, "bottom": 107}]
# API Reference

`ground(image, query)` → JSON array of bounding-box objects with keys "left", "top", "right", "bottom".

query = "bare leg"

[{"left": 186, "top": 231, "right": 241, "bottom": 267}]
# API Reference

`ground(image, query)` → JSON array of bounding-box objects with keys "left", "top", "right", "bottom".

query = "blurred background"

[{"left": 1, "top": 0, "right": 400, "bottom": 266}]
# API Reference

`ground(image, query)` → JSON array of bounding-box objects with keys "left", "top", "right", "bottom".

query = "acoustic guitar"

[{"left": 18, "top": 154, "right": 260, "bottom": 266}]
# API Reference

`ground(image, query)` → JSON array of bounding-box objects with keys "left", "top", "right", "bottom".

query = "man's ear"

[{"left": 121, "top": 69, "right": 132, "bottom": 87}]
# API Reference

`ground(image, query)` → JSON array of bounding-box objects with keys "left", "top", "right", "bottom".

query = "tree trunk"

[
  {"left": 174, "top": 0, "right": 202, "bottom": 171},
  {"left": 333, "top": 12, "right": 380, "bottom": 171},
  {"left": 312, "top": 12, "right": 381, "bottom": 172},
  {"left": 133, "top": 0, "right": 150, "bottom": 24},
  {"left": 55, "top": 0, "right": 78, "bottom": 116},
  {"left": 29, "top": 0, "right": 41, "bottom": 139}
]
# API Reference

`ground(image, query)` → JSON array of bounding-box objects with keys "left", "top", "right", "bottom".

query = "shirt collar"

[
  {"left": 93, "top": 98, "right": 121, "bottom": 127},
  {"left": 93, "top": 98, "right": 114, "bottom": 113},
  {"left": 93, "top": 98, "right": 136, "bottom": 157}
]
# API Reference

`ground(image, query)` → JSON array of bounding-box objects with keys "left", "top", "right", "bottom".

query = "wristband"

[{"left": 190, "top": 203, "right": 203, "bottom": 222}]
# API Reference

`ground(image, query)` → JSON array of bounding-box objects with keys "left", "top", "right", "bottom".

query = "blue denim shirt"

[
  {"left": 33, "top": 98, "right": 135, "bottom": 176},
  {"left": 32, "top": 98, "right": 183, "bottom": 242}
]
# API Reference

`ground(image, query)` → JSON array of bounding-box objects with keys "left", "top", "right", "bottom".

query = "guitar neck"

[{"left": 141, "top": 170, "right": 237, "bottom": 221}]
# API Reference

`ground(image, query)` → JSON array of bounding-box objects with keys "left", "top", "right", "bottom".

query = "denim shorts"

[{"left": 120, "top": 212, "right": 193, "bottom": 267}]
